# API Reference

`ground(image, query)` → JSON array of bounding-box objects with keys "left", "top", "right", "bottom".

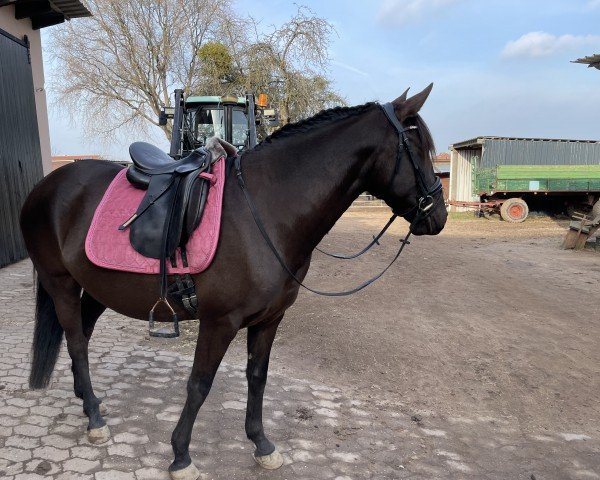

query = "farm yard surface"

[{"left": 0, "top": 210, "right": 599, "bottom": 480}]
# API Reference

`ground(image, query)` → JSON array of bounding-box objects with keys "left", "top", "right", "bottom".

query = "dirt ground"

[{"left": 164, "top": 208, "right": 600, "bottom": 474}]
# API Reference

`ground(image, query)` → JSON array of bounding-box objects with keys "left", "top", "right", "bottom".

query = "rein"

[
  {"left": 234, "top": 102, "right": 441, "bottom": 297},
  {"left": 315, "top": 213, "right": 397, "bottom": 260}
]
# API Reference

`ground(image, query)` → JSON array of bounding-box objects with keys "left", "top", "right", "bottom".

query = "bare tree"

[
  {"left": 51, "top": 2, "right": 343, "bottom": 140},
  {"left": 51, "top": 0, "right": 234, "bottom": 138},
  {"left": 242, "top": 6, "right": 345, "bottom": 124}
]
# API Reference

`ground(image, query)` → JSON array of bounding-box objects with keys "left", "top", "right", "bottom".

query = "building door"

[{"left": 0, "top": 29, "right": 43, "bottom": 268}]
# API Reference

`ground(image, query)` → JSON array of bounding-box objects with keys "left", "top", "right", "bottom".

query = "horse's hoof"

[
  {"left": 170, "top": 462, "right": 200, "bottom": 480},
  {"left": 99, "top": 402, "right": 108, "bottom": 415},
  {"left": 87, "top": 425, "right": 110, "bottom": 444},
  {"left": 254, "top": 449, "right": 284, "bottom": 470}
]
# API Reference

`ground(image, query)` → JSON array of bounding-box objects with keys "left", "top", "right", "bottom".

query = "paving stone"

[
  {"left": 0, "top": 405, "right": 29, "bottom": 417},
  {"left": 33, "top": 445, "right": 70, "bottom": 462},
  {"left": 5, "top": 435, "right": 40, "bottom": 449},
  {"left": 95, "top": 470, "right": 135, "bottom": 480},
  {"left": 70, "top": 446, "right": 103, "bottom": 461},
  {"left": 25, "top": 415, "right": 53, "bottom": 427},
  {"left": 33, "top": 406, "right": 63, "bottom": 418},
  {"left": 134, "top": 466, "right": 169, "bottom": 480},
  {"left": 40, "top": 434, "right": 78, "bottom": 449},
  {"left": 112, "top": 432, "right": 149, "bottom": 445},
  {"left": 107, "top": 443, "right": 138, "bottom": 458},
  {"left": 55, "top": 473, "right": 94, "bottom": 480},
  {"left": 0, "top": 446, "right": 32, "bottom": 462},
  {"left": 100, "top": 455, "right": 141, "bottom": 471},
  {"left": 14, "top": 473, "right": 47, "bottom": 480},
  {"left": 24, "top": 459, "right": 60, "bottom": 476},
  {"left": 6, "top": 398, "right": 38, "bottom": 408},
  {"left": 63, "top": 458, "right": 101, "bottom": 474},
  {"left": 13, "top": 424, "right": 47, "bottom": 438}
]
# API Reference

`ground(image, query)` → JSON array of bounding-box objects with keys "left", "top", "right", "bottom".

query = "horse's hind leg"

[
  {"left": 169, "top": 318, "right": 238, "bottom": 480},
  {"left": 246, "top": 316, "right": 284, "bottom": 469},
  {"left": 72, "top": 292, "right": 106, "bottom": 404},
  {"left": 44, "top": 275, "right": 109, "bottom": 444}
]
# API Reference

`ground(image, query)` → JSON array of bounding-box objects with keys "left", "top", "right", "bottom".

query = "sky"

[{"left": 44, "top": 0, "right": 600, "bottom": 159}]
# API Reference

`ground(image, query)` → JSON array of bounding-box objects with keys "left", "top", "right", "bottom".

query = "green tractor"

[{"left": 159, "top": 90, "right": 277, "bottom": 158}]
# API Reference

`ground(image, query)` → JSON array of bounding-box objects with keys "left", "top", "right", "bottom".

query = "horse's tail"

[{"left": 29, "top": 278, "right": 64, "bottom": 389}]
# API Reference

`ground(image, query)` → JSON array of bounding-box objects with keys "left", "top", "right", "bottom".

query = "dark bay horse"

[{"left": 20, "top": 85, "right": 447, "bottom": 480}]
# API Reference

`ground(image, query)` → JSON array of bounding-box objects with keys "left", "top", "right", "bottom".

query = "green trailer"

[{"left": 449, "top": 137, "right": 600, "bottom": 222}]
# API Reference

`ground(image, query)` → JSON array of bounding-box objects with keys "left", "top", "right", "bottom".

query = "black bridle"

[
  {"left": 317, "top": 103, "right": 443, "bottom": 259},
  {"left": 234, "top": 102, "right": 443, "bottom": 296},
  {"left": 380, "top": 102, "right": 443, "bottom": 220}
]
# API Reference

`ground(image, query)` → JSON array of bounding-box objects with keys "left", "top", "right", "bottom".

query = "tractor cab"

[
  {"left": 185, "top": 95, "right": 250, "bottom": 151},
  {"left": 160, "top": 90, "right": 277, "bottom": 158}
]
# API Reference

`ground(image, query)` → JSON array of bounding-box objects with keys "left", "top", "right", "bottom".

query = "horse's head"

[{"left": 366, "top": 84, "right": 447, "bottom": 236}]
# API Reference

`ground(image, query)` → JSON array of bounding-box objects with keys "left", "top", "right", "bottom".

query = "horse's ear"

[
  {"left": 391, "top": 87, "right": 410, "bottom": 106},
  {"left": 398, "top": 83, "right": 433, "bottom": 118}
]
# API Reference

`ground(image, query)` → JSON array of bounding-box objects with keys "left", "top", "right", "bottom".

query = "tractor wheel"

[{"left": 500, "top": 198, "right": 529, "bottom": 223}]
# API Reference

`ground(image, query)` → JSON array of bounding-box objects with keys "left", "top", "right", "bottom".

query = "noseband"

[{"left": 380, "top": 102, "right": 443, "bottom": 228}]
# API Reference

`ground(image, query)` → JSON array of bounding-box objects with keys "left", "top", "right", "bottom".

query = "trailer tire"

[{"left": 500, "top": 198, "right": 528, "bottom": 223}]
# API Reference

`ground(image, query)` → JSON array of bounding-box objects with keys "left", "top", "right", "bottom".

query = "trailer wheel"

[{"left": 500, "top": 198, "right": 529, "bottom": 223}]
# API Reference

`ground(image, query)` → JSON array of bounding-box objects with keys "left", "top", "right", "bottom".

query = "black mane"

[
  {"left": 254, "top": 102, "right": 378, "bottom": 149},
  {"left": 252, "top": 100, "right": 436, "bottom": 159}
]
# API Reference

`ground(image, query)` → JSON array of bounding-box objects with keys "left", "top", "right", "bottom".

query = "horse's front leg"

[
  {"left": 245, "top": 316, "right": 284, "bottom": 469},
  {"left": 169, "top": 318, "right": 238, "bottom": 480}
]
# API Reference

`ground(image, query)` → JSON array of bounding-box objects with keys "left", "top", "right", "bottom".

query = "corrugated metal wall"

[
  {"left": 449, "top": 147, "right": 481, "bottom": 209},
  {"left": 0, "top": 30, "right": 43, "bottom": 267},
  {"left": 481, "top": 139, "right": 600, "bottom": 167}
]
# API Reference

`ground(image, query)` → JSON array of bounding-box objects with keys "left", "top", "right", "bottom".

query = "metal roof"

[
  {"left": 451, "top": 136, "right": 600, "bottom": 150},
  {"left": 572, "top": 54, "right": 600, "bottom": 70},
  {"left": 0, "top": 0, "right": 91, "bottom": 29}
]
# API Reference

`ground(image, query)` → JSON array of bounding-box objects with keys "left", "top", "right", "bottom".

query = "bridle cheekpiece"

[{"left": 379, "top": 102, "right": 443, "bottom": 227}]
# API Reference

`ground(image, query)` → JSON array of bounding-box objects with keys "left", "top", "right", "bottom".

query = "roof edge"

[{"left": 450, "top": 136, "right": 600, "bottom": 150}]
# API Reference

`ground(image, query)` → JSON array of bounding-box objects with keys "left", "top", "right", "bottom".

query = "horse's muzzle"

[{"left": 410, "top": 201, "right": 447, "bottom": 236}]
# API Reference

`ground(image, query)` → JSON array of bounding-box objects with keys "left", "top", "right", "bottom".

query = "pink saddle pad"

[{"left": 85, "top": 157, "right": 225, "bottom": 274}]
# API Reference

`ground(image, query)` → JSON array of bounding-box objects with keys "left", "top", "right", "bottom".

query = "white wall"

[
  {"left": 449, "top": 147, "right": 480, "bottom": 211},
  {"left": 0, "top": 5, "right": 51, "bottom": 175}
]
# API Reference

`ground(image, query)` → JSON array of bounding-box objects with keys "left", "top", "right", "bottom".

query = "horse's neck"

[{"left": 246, "top": 113, "right": 381, "bottom": 262}]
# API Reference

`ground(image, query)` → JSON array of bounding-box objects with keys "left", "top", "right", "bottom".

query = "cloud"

[
  {"left": 501, "top": 31, "right": 600, "bottom": 58},
  {"left": 587, "top": 0, "right": 600, "bottom": 9},
  {"left": 331, "top": 60, "right": 370, "bottom": 77},
  {"left": 377, "top": 0, "right": 462, "bottom": 26}
]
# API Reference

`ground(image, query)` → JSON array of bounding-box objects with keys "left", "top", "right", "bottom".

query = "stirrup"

[{"left": 148, "top": 297, "right": 180, "bottom": 338}]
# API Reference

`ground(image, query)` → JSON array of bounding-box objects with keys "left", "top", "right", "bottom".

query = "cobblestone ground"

[{"left": 1, "top": 260, "right": 599, "bottom": 480}]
